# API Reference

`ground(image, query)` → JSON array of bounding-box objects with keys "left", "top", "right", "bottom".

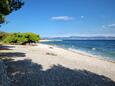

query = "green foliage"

[
  {"left": 0, "top": 0, "right": 24, "bottom": 24},
  {"left": 3, "top": 32, "right": 40, "bottom": 45},
  {"left": 24, "top": 32, "right": 40, "bottom": 43},
  {"left": 0, "top": 14, "right": 5, "bottom": 24},
  {"left": 0, "top": 31, "right": 9, "bottom": 41}
]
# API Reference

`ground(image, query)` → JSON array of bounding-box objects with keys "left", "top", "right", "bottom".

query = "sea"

[{"left": 41, "top": 40, "right": 115, "bottom": 62}]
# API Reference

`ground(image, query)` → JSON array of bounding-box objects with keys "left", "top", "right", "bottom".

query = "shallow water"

[{"left": 41, "top": 40, "right": 115, "bottom": 61}]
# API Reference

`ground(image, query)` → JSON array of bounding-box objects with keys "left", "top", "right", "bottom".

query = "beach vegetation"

[
  {"left": 3, "top": 32, "right": 40, "bottom": 45},
  {"left": 0, "top": 31, "right": 9, "bottom": 42}
]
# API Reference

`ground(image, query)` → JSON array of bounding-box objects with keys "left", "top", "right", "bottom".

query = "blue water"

[{"left": 41, "top": 40, "right": 115, "bottom": 61}]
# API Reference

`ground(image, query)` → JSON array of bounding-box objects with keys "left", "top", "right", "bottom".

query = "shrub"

[
  {"left": 0, "top": 31, "right": 9, "bottom": 42},
  {"left": 3, "top": 32, "right": 40, "bottom": 45}
]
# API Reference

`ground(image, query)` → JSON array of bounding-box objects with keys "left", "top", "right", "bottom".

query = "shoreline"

[
  {"left": 36, "top": 44, "right": 115, "bottom": 80},
  {"left": 1, "top": 44, "right": 115, "bottom": 81},
  {"left": 64, "top": 47, "right": 115, "bottom": 64},
  {"left": 40, "top": 43, "right": 115, "bottom": 63},
  {"left": 39, "top": 39, "right": 62, "bottom": 42}
]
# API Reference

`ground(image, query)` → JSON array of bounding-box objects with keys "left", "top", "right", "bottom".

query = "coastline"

[
  {"left": 2, "top": 44, "right": 115, "bottom": 81},
  {"left": 39, "top": 39, "right": 62, "bottom": 42},
  {"left": 39, "top": 39, "right": 53, "bottom": 42},
  {"left": 40, "top": 42, "right": 115, "bottom": 63},
  {"left": 63, "top": 46, "right": 115, "bottom": 63},
  {"left": 42, "top": 43, "right": 115, "bottom": 63},
  {"left": 36, "top": 44, "right": 115, "bottom": 81}
]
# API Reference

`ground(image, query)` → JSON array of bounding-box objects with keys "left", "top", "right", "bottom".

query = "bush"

[
  {"left": 0, "top": 31, "right": 9, "bottom": 42},
  {"left": 3, "top": 32, "right": 40, "bottom": 45}
]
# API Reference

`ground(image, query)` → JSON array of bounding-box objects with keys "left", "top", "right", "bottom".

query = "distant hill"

[{"left": 43, "top": 36, "right": 115, "bottom": 40}]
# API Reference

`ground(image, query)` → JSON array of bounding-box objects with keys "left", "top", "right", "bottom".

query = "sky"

[{"left": 1, "top": 0, "right": 115, "bottom": 37}]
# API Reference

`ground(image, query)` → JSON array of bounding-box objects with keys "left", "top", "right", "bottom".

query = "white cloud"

[
  {"left": 102, "top": 25, "right": 106, "bottom": 28},
  {"left": 102, "top": 24, "right": 115, "bottom": 29},
  {"left": 108, "top": 24, "right": 115, "bottom": 28},
  {"left": 51, "top": 16, "right": 74, "bottom": 21},
  {"left": 80, "top": 16, "right": 84, "bottom": 19}
]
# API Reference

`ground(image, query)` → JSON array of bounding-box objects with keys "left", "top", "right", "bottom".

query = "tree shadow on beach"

[
  {"left": 0, "top": 45, "right": 26, "bottom": 85},
  {"left": 5, "top": 59, "right": 115, "bottom": 86},
  {"left": 0, "top": 45, "right": 15, "bottom": 50},
  {"left": 0, "top": 52, "right": 26, "bottom": 58},
  {"left": 0, "top": 45, "right": 26, "bottom": 59}
]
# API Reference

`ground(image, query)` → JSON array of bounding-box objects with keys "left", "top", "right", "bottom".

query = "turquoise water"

[{"left": 41, "top": 40, "right": 115, "bottom": 61}]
